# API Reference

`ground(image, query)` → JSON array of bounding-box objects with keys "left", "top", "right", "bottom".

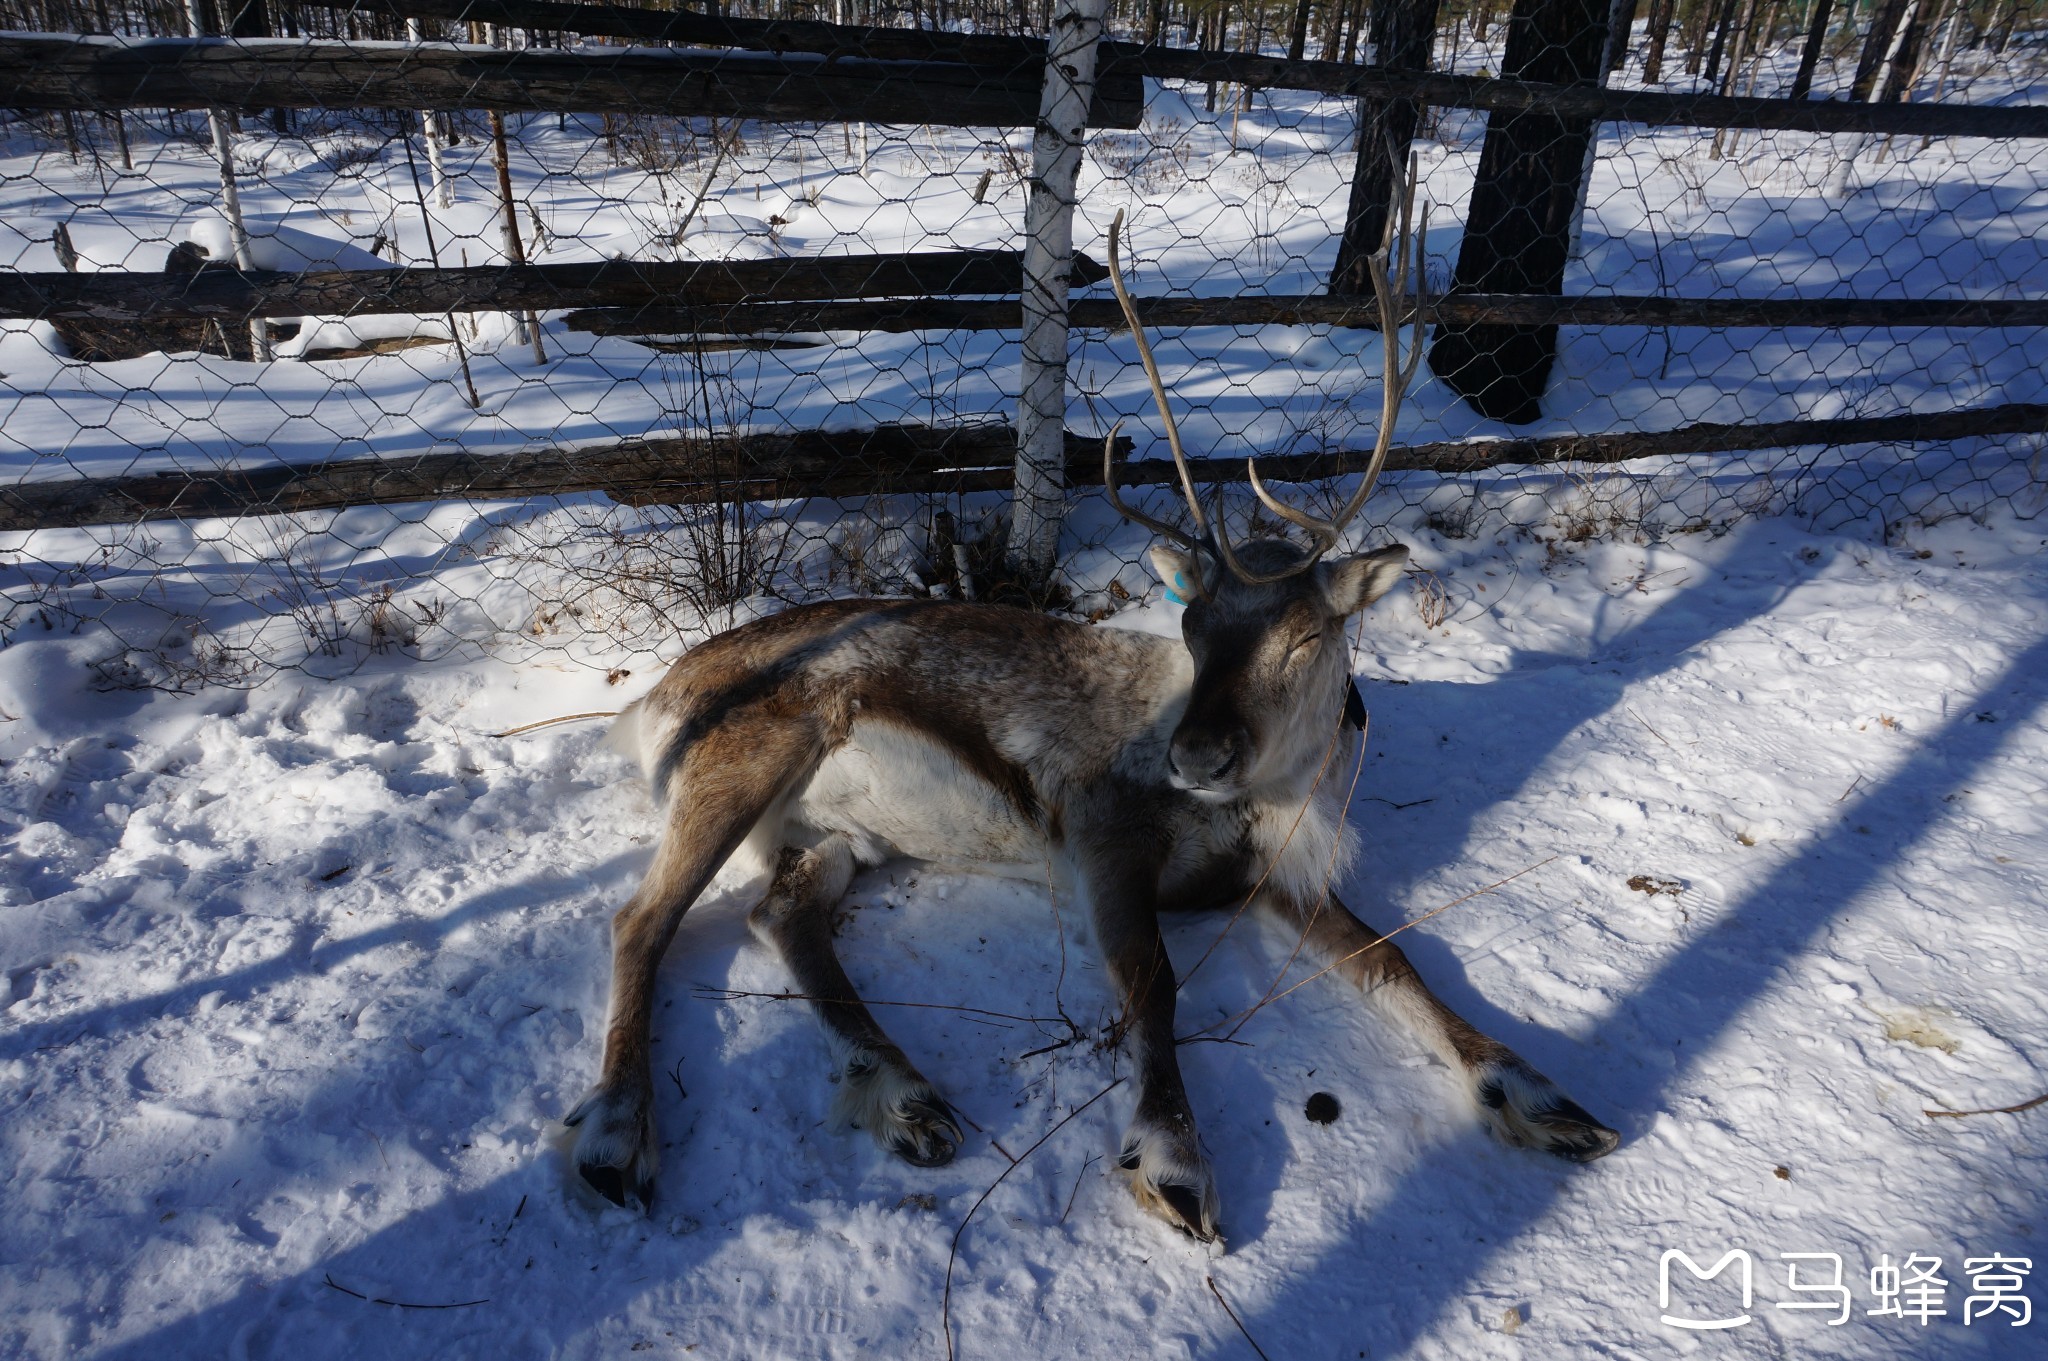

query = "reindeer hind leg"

[
  {"left": 568, "top": 709, "right": 827, "bottom": 1210},
  {"left": 748, "top": 835, "right": 962, "bottom": 1167}
]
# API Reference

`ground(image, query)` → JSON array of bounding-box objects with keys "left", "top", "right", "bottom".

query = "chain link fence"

[{"left": 1, "top": 0, "right": 2045, "bottom": 688}]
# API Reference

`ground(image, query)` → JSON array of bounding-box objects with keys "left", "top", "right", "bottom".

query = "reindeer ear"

[
  {"left": 1320, "top": 544, "right": 1410, "bottom": 615},
  {"left": 1148, "top": 543, "right": 1204, "bottom": 604}
]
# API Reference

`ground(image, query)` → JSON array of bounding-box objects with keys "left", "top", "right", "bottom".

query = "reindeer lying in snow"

[{"left": 567, "top": 186, "right": 1619, "bottom": 1242}]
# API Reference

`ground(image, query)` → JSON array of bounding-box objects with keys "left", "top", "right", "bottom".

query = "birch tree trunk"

[
  {"left": 186, "top": 0, "right": 269, "bottom": 360},
  {"left": 1010, "top": 0, "right": 1110, "bottom": 582}
]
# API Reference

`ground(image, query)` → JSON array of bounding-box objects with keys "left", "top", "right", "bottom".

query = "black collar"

[{"left": 1343, "top": 678, "right": 1368, "bottom": 730}]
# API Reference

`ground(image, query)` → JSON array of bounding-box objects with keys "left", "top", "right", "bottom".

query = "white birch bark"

[
  {"left": 1010, "top": 0, "right": 1112, "bottom": 581},
  {"left": 1826, "top": 0, "right": 1923, "bottom": 198},
  {"left": 186, "top": 0, "right": 269, "bottom": 361},
  {"left": 409, "top": 20, "right": 456, "bottom": 209}
]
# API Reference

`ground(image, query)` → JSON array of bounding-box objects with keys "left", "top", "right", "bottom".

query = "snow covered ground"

[
  {"left": 3, "top": 24, "right": 2048, "bottom": 1360},
  {"left": 3, "top": 495, "right": 2046, "bottom": 1359}
]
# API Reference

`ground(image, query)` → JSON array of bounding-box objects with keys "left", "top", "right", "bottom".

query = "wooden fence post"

[
  {"left": 1425, "top": 0, "right": 1610, "bottom": 425},
  {"left": 1011, "top": 0, "right": 1111, "bottom": 584}
]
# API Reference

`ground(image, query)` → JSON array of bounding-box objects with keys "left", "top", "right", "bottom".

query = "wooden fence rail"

[
  {"left": 282, "top": 0, "right": 2048, "bottom": 139},
  {"left": 565, "top": 294, "right": 2048, "bottom": 337},
  {"left": 0, "top": 252, "right": 1106, "bottom": 323},
  {"left": 7, "top": 262, "right": 2042, "bottom": 332},
  {"left": 0, "top": 33, "right": 1145, "bottom": 129},
  {"left": 6, "top": 404, "right": 2040, "bottom": 533}
]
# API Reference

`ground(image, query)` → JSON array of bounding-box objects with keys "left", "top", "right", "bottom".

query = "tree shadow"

[
  {"left": 0, "top": 850, "right": 641, "bottom": 1064},
  {"left": 1224, "top": 583, "right": 2048, "bottom": 1355}
]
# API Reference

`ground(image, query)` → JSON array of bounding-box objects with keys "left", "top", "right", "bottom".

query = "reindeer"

[{"left": 566, "top": 180, "right": 1619, "bottom": 1242}]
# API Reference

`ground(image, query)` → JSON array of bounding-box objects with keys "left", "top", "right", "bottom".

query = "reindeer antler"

[
  {"left": 1102, "top": 158, "right": 1430, "bottom": 589},
  {"left": 1215, "top": 153, "right": 1430, "bottom": 584},
  {"left": 1102, "top": 210, "right": 1212, "bottom": 585}
]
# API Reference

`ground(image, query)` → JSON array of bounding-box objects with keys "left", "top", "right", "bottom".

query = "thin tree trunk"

[
  {"left": 1852, "top": 0, "right": 1914, "bottom": 100},
  {"left": 1288, "top": 0, "right": 1313, "bottom": 59},
  {"left": 185, "top": 0, "right": 269, "bottom": 360},
  {"left": 1702, "top": 0, "right": 1741, "bottom": 85},
  {"left": 1790, "top": 0, "right": 1834, "bottom": 97},
  {"left": 489, "top": 109, "right": 546, "bottom": 364},
  {"left": 1709, "top": 0, "right": 1760, "bottom": 157},
  {"left": 1643, "top": 0, "right": 1679, "bottom": 83}
]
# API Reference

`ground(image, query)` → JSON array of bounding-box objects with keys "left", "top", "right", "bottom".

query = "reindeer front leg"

[
  {"left": 1076, "top": 841, "right": 1220, "bottom": 1244},
  {"left": 1265, "top": 889, "right": 1620, "bottom": 1162}
]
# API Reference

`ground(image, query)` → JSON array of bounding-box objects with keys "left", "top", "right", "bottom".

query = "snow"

[
  {"left": 2, "top": 24, "right": 2047, "bottom": 1359},
  {"left": 3, "top": 499, "right": 2046, "bottom": 1358}
]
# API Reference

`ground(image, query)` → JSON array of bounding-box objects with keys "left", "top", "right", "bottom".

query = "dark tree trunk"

[
  {"left": 224, "top": 0, "right": 268, "bottom": 35},
  {"left": 1606, "top": 0, "right": 1641, "bottom": 73},
  {"left": 1288, "top": 0, "right": 1313, "bottom": 59},
  {"left": 1702, "top": 0, "right": 1740, "bottom": 85},
  {"left": 1425, "top": 0, "right": 1612, "bottom": 424},
  {"left": 1789, "top": 0, "right": 1834, "bottom": 97},
  {"left": 1642, "top": 0, "right": 1678, "bottom": 82},
  {"left": 1329, "top": 0, "right": 1442, "bottom": 294}
]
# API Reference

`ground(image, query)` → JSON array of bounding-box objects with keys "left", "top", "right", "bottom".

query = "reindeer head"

[
  {"left": 1102, "top": 173, "right": 1427, "bottom": 798},
  {"left": 1148, "top": 537, "right": 1408, "bottom": 796}
]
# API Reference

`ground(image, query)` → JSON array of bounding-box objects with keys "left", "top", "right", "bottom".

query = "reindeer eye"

[{"left": 1287, "top": 633, "right": 1321, "bottom": 660}]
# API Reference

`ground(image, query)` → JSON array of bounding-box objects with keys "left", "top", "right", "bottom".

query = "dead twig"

[
  {"left": 1629, "top": 706, "right": 1673, "bottom": 749},
  {"left": 1060, "top": 1153, "right": 1101, "bottom": 1224},
  {"left": 693, "top": 987, "right": 1058, "bottom": 1027},
  {"left": 1188, "top": 856, "right": 1561, "bottom": 1044},
  {"left": 1206, "top": 1276, "right": 1273, "bottom": 1361},
  {"left": 943, "top": 1078, "right": 1124, "bottom": 1361},
  {"left": 322, "top": 1274, "right": 489, "bottom": 1310},
  {"left": 491, "top": 710, "right": 618, "bottom": 738},
  {"left": 1925, "top": 1091, "right": 2047, "bottom": 1119},
  {"left": 1016, "top": 1030, "right": 1089, "bottom": 1062},
  {"left": 1837, "top": 772, "right": 1864, "bottom": 803},
  {"left": 952, "top": 1108, "right": 1018, "bottom": 1164}
]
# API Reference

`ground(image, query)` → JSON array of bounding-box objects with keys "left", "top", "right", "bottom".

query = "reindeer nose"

[{"left": 1170, "top": 728, "right": 1247, "bottom": 789}]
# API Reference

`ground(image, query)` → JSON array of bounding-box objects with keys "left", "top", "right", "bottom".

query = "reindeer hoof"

[
  {"left": 834, "top": 1050, "right": 962, "bottom": 1168},
  {"left": 565, "top": 1086, "right": 659, "bottom": 1211},
  {"left": 1119, "top": 1122, "right": 1221, "bottom": 1245},
  {"left": 882, "top": 1092, "right": 963, "bottom": 1168},
  {"left": 1475, "top": 1059, "right": 1621, "bottom": 1163}
]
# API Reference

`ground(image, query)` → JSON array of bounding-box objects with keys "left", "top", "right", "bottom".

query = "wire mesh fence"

[{"left": 1, "top": 0, "right": 2045, "bottom": 689}]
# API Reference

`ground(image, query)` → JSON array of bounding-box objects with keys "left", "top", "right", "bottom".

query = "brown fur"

[{"left": 569, "top": 547, "right": 1619, "bottom": 1238}]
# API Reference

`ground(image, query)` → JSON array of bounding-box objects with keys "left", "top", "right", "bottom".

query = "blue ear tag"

[{"left": 1164, "top": 571, "right": 1189, "bottom": 606}]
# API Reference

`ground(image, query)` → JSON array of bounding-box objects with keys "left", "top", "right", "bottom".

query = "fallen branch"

[
  {"left": 692, "top": 986, "right": 1060, "bottom": 1029},
  {"left": 1925, "top": 1092, "right": 2048, "bottom": 1118},
  {"left": 321, "top": 1274, "right": 489, "bottom": 1309},
  {"left": 491, "top": 710, "right": 618, "bottom": 738},
  {"left": 1207, "top": 1277, "right": 1274, "bottom": 1361},
  {"left": 942, "top": 1078, "right": 1124, "bottom": 1361},
  {"left": 1187, "top": 856, "right": 1563, "bottom": 1044}
]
